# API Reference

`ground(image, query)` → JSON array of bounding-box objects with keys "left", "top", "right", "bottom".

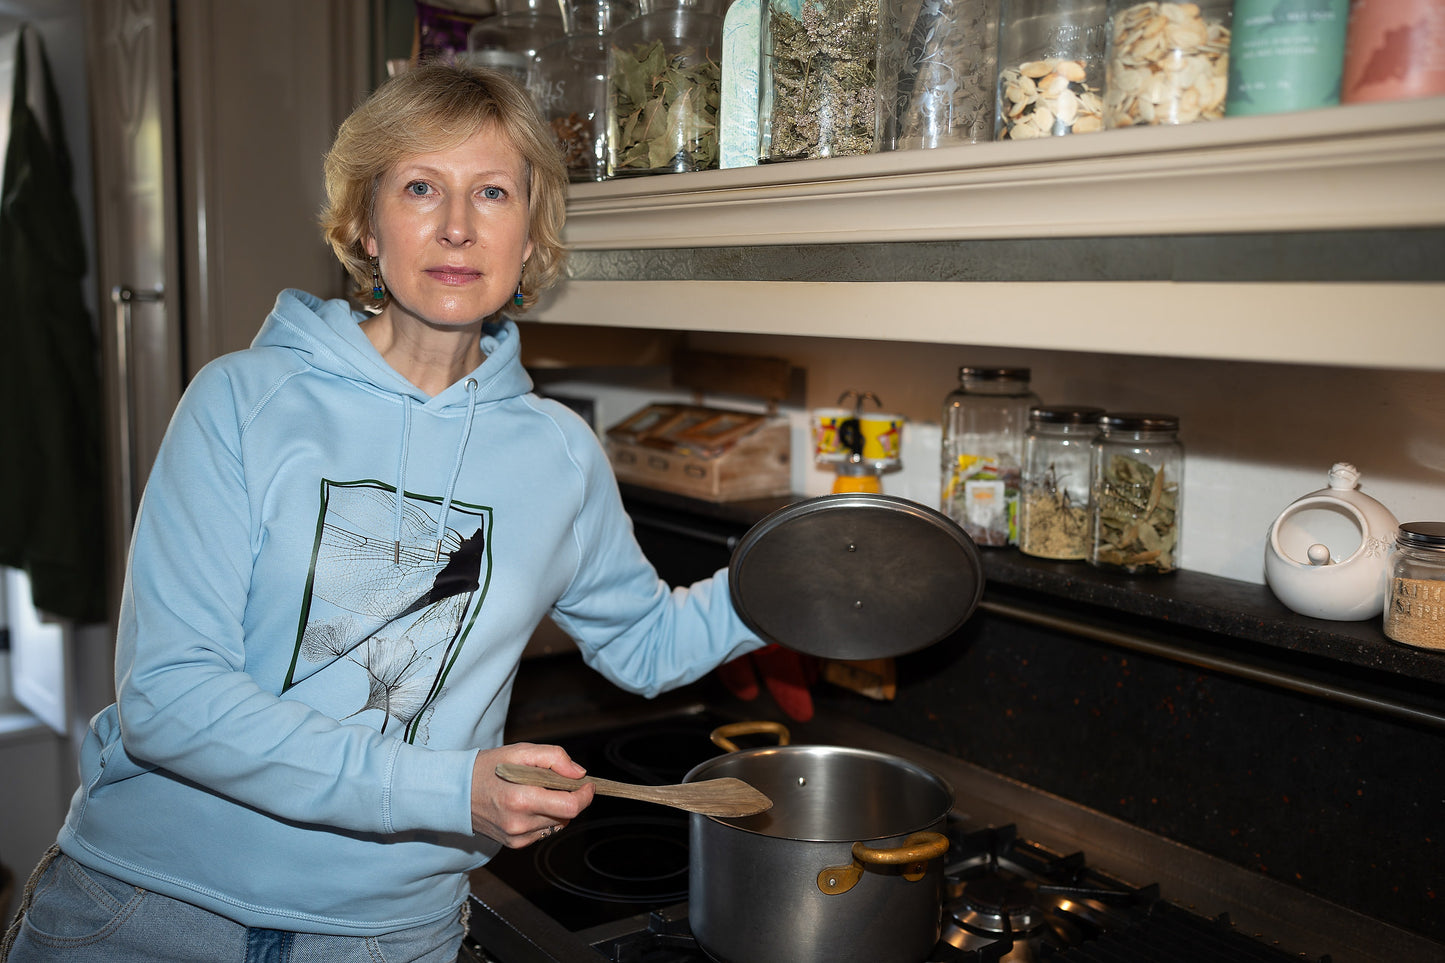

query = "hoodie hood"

[
  {"left": 251, "top": 288, "right": 534, "bottom": 408},
  {"left": 251, "top": 288, "right": 534, "bottom": 561}
]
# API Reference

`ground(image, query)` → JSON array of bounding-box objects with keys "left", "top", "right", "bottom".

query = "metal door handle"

[{"left": 111, "top": 285, "right": 164, "bottom": 531}]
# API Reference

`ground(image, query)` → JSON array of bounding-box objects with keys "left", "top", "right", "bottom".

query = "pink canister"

[{"left": 1341, "top": 0, "right": 1445, "bottom": 103}]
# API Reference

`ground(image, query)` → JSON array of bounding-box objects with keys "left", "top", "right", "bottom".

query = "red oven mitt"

[
  {"left": 716, "top": 651, "right": 760, "bottom": 701},
  {"left": 751, "top": 644, "right": 816, "bottom": 723}
]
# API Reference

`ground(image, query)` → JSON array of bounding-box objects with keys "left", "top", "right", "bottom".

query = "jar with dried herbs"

[
  {"left": 1385, "top": 522, "right": 1445, "bottom": 651},
  {"left": 1102, "top": 0, "right": 1233, "bottom": 128},
  {"left": 607, "top": 0, "right": 725, "bottom": 176},
  {"left": 759, "top": 0, "right": 882, "bottom": 161},
  {"left": 876, "top": 0, "right": 998, "bottom": 150},
  {"left": 533, "top": 0, "right": 638, "bottom": 182},
  {"left": 1090, "top": 412, "right": 1183, "bottom": 574},
  {"left": 1020, "top": 406, "right": 1102, "bottom": 561},
  {"left": 995, "top": 0, "right": 1108, "bottom": 139}
]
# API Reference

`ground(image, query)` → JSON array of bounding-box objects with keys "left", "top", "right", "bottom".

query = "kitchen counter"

[{"left": 619, "top": 484, "right": 1445, "bottom": 699}]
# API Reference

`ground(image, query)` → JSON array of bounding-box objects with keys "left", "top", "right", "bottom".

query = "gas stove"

[{"left": 460, "top": 706, "right": 1441, "bottom": 963}]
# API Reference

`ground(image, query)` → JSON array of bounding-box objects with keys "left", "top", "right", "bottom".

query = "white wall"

[{"left": 540, "top": 333, "right": 1445, "bottom": 587}]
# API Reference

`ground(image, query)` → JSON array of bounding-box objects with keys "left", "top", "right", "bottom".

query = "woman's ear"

[{"left": 363, "top": 235, "right": 378, "bottom": 258}]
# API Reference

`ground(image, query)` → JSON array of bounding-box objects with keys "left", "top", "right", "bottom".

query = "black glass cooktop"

[{"left": 480, "top": 710, "right": 734, "bottom": 933}]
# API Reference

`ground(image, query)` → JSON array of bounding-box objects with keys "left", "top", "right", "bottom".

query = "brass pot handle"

[
  {"left": 709, "top": 720, "right": 791, "bottom": 753},
  {"left": 816, "top": 832, "right": 950, "bottom": 895}
]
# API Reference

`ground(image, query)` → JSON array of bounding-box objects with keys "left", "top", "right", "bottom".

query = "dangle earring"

[
  {"left": 370, "top": 256, "right": 384, "bottom": 301},
  {"left": 513, "top": 260, "right": 526, "bottom": 308}
]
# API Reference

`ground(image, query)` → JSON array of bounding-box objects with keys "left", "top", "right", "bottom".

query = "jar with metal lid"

[
  {"left": 758, "top": 0, "right": 881, "bottom": 162},
  {"left": 941, "top": 367, "right": 1041, "bottom": 547},
  {"left": 1384, "top": 522, "right": 1445, "bottom": 650},
  {"left": 875, "top": 0, "right": 998, "bottom": 150},
  {"left": 607, "top": 0, "right": 725, "bottom": 175},
  {"left": 1019, "top": 406, "right": 1103, "bottom": 560},
  {"left": 995, "top": 0, "right": 1108, "bottom": 140},
  {"left": 1102, "top": 0, "right": 1233, "bottom": 128},
  {"left": 1090, "top": 412, "right": 1183, "bottom": 574},
  {"left": 532, "top": 0, "right": 637, "bottom": 181}
]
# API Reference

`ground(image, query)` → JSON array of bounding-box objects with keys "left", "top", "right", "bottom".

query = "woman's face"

[{"left": 365, "top": 124, "right": 534, "bottom": 330}]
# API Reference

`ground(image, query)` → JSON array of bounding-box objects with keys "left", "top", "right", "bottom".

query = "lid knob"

[{"left": 1326, "top": 462, "right": 1361, "bottom": 490}]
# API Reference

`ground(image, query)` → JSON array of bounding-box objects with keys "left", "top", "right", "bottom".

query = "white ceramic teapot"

[{"left": 1264, "top": 463, "right": 1398, "bottom": 621}]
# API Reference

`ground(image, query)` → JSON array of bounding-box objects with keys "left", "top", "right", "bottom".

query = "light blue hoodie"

[{"left": 57, "top": 289, "right": 763, "bottom": 935}]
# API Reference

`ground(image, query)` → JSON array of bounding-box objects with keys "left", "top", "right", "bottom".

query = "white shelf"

[{"left": 536, "top": 98, "right": 1445, "bottom": 371}]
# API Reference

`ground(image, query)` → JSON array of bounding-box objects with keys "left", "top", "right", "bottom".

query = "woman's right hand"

[{"left": 471, "top": 743, "right": 595, "bottom": 847}]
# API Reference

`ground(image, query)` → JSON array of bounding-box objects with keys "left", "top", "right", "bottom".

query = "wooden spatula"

[{"left": 495, "top": 763, "right": 773, "bottom": 818}]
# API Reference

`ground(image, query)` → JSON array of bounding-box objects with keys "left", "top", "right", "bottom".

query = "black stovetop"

[{"left": 463, "top": 706, "right": 1432, "bottom": 963}]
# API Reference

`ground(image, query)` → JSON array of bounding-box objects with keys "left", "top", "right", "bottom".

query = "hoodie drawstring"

[
  {"left": 434, "top": 379, "right": 479, "bottom": 561},
  {"left": 392, "top": 396, "right": 413, "bottom": 564},
  {"left": 391, "top": 380, "right": 479, "bottom": 566}
]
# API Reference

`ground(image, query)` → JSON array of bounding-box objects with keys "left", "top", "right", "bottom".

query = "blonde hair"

[{"left": 320, "top": 62, "right": 567, "bottom": 313}]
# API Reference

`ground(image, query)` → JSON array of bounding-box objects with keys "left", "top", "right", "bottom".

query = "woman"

[{"left": 2, "top": 64, "right": 763, "bottom": 962}]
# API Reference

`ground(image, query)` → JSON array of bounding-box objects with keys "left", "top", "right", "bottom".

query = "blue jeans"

[{"left": 3, "top": 849, "right": 464, "bottom": 963}]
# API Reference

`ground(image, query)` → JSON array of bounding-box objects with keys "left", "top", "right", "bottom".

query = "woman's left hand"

[{"left": 470, "top": 743, "right": 595, "bottom": 847}]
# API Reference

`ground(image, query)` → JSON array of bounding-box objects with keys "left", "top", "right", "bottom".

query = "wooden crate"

[{"left": 606, "top": 403, "right": 792, "bottom": 502}]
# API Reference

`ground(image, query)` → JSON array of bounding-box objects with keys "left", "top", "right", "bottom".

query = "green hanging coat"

[{"left": 0, "top": 25, "right": 108, "bottom": 623}]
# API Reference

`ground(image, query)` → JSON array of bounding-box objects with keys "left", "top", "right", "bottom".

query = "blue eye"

[
  {"left": 406, "top": 181, "right": 432, "bottom": 196},
  {"left": 482, "top": 186, "right": 504, "bottom": 200}
]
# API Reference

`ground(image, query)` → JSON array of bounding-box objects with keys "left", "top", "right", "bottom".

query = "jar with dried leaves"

[
  {"left": 1090, "top": 412, "right": 1183, "bottom": 575},
  {"left": 607, "top": 0, "right": 725, "bottom": 176}
]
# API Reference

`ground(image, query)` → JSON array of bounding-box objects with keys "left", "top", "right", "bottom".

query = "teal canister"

[{"left": 1226, "top": 0, "right": 1350, "bottom": 116}]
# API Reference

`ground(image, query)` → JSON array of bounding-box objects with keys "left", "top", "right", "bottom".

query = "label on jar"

[
  {"left": 1385, "top": 576, "right": 1445, "bottom": 650},
  {"left": 1226, "top": 0, "right": 1349, "bottom": 116}
]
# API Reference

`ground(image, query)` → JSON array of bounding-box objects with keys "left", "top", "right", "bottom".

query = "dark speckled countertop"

[{"left": 618, "top": 483, "right": 1445, "bottom": 692}]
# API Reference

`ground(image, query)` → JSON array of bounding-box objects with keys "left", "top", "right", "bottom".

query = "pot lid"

[{"left": 728, "top": 493, "right": 984, "bottom": 660}]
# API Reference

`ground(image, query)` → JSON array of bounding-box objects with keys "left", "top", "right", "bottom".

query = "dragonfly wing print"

[{"left": 288, "top": 481, "right": 493, "bottom": 742}]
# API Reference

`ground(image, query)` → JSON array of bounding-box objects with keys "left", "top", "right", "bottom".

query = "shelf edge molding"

[
  {"left": 561, "top": 98, "right": 1445, "bottom": 249},
  {"left": 530, "top": 279, "right": 1445, "bottom": 370}
]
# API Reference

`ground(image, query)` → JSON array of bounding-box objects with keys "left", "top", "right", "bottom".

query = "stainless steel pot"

[{"left": 685, "top": 722, "right": 952, "bottom": 963}]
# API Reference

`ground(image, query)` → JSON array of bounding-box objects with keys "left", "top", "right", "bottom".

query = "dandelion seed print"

[{"left": 284, "top": 480, "right": 493, "bottom": 743}]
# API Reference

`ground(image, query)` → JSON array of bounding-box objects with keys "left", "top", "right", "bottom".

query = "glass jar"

[
  {"left": 1384, "top": 521, "right": 1445, "bottom": 650},
  {"left": 1090, "top": 412, "right": 1183, "bottom": 574},
  {"left": 758, "top": 0, "right": 882, "bottom": 162},
  {"left": 532, "top": 0, "right": 637, "bottom": 181},
  {"left": 1102, "top": 0, "right": 1233, "bottom": 128},
  {"left": 1019, "top": 406, "right": 1103, "bottom": 561},
  {"left": 941, "top": 367, "right": 1041, "bottom": 547},
  {"left": 1225, "top": 0, "right": 1348, "bottom": 117},
  {"left": 467, "top": 0, "right": 569, "bottom": 76},
  {"left": 875, "top": 0, "right": 998, "bottom": 150},
  {"left": 995, "top": 0, "right": 1108, "bottom": 140},
  {"left": 607, "top": 0, "right": 725, "bottom": 176}
]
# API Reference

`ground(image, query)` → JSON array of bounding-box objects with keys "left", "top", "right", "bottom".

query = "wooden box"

[{"left": 606, "top": 403, "right": 792, "bottom": 502}]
